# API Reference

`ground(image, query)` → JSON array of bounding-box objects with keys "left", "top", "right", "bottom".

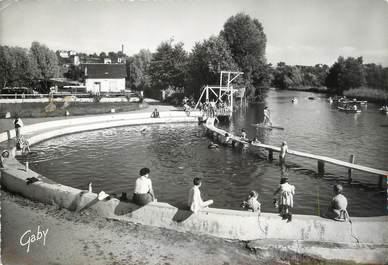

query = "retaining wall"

[{"left": 0, "top": 112, "right": 387, "bottom": 264}]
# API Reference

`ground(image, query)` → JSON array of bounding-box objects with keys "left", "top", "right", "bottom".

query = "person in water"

[
  {"left": 208, "top": 141, "right": 219, "bottom": 149},
  {"left": 250, "top": 137, "right": 261, "bottom": 144},
  {"left": 151, "top": 108, "right": 160, "bottom": 118},
  {"left": 263, "top": 106, "right": 272, "bottom": 126},
  {"left": 132, "top": 167, "right": 156, "bottom": 206},
  {"left": 224, "top": 133, "right": 232, "bottom": 146},
  {"left": 325, "top": 184, "right": 349, "bottom": 222},
  {"left": 187, "top": 177, "right": 214, "bottom": 213},
  {"left": 240, "top": 129, "right": 247, "bottom": 140},
  {"left": 241, "top": 190, "right": 261, "bottom": 213},
  {"left": 274, "top": 177, "right": 295, "bottom": 221}
]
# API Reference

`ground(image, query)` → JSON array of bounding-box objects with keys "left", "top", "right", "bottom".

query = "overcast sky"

[{"left": 1, "top": 0, "right": 387, "bottom": 66}]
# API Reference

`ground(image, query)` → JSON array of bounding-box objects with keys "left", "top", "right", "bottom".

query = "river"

[{"left": 25, "top": 90, "right": 387, "bottom": 217}]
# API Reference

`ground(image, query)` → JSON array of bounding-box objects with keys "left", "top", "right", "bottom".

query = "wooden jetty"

[{"left": 204, "top": 118, "right": 388, "bottom": 187}]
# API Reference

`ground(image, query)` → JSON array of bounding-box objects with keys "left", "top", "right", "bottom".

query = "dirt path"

[{"left": 1, "top": 192, "right": 265, "bottom": 265}]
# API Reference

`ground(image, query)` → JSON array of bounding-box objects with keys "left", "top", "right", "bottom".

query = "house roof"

[{"left": 83, "top": 63, "right": 126, "bottom": 79}]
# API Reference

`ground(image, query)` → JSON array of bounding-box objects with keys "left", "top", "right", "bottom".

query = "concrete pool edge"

[{"left": 0, "top": 112, "right": 387, "bottom": 264}]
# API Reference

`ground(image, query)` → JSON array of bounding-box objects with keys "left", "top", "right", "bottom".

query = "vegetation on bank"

[
  {"left": 343, "top": 87, "right": 388, "bottom": 103},
  {"left": 0, "top": 101, "right": 141, "bottom": 119},
  {"left": 1, "top": 12, "right": 387, "bottom": 103},
  {"left": 272, "top": 57, "right": 388, "bottom": 101}
]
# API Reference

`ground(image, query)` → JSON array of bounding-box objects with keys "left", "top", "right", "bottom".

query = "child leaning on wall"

[
  {"left": 241, "top": 190, "right": 261, "bottom": 213},
  {"left": 273, "top": 177, "right": 295, "bottom": 221}
]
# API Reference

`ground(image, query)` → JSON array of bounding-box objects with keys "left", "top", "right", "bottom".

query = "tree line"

[
  {"left": 273, "top": 57, "right": 388, "bottom": 94},
  {"left": 0, "top": 42, "right": 60, "bottom": 92},
  {"left": 1, "top": 12, "right": 387, "bottom": 98}
]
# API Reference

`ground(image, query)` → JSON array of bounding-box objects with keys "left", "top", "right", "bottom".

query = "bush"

[{"left": 343, "top": 87, "right": 388, "bottom": 102}]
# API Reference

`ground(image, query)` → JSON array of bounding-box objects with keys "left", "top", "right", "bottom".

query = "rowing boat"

[{"left": 337, "top": 106, "right": 361, "bottom": 113}]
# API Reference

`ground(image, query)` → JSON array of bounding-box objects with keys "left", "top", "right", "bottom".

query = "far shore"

[{"left": 277, "top": 86, "right": 388, "bottom": 103}]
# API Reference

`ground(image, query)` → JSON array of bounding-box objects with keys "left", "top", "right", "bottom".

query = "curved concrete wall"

[{"left": 1, "top": 112, "right": 387, "bottom": 264}]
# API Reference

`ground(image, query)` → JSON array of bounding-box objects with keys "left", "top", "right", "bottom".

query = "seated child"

[
  {"left": 241, "top": 190, "right": 261, "bottom": 213},
  {"left": 325, "top": 184, "right": 349, "bottom": 222}
]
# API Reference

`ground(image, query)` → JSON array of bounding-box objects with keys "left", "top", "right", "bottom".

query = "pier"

[{"left": 204, "top": 118, "right": 388, "bottom": 187}]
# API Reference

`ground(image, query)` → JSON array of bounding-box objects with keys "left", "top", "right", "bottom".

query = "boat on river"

[
  {"left": 379, "top": 106, "right": 388, "bottom": 114},
  {"left": 337, "top": 106, "right": 361, "bottom": 113}
]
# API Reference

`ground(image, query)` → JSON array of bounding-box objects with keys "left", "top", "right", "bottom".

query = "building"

[
  {"left": 103, "top": 58, "right": 112, "bottom": 64},
  {"left": 83, "top": 64, "right": 126, "bottom": 94}
]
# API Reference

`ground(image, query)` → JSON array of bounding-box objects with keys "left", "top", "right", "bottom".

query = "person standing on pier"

[
  {"left": 188, "top": 177, "right": 213, "bottom": 213},
  {"left": 263, "top": 106, "right": 272, "bottom": 126},
  {"left": 279, "top": 141, "right": 288, "bottom": 164},
  {"left": 133, "top": 167, "right": 156, "bottom": 206},
  {"left": 325, "top": 184, "right": 349, "bottom": 222},
  {"left": 274, "top": 177, "right": 295, "bottom": 221}
]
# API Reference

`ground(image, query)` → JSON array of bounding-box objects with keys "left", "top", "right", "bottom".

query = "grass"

[
  {"left": 0, "top": 101, "right": 141, "bottom": 118},
  {"left": 343, "top": 87, "right": 388, "bottom": 103}
]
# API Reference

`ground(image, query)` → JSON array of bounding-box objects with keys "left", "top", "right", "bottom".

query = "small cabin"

[{"left": 83, "top": 64, "right": 126, "bottom": 94}]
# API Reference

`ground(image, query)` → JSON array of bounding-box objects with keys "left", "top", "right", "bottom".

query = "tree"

[
  {"left": 108, "top": 51, "right": 117, "bottom": 60},
  {"left": 364, "top": 63, "right": 384, "bottom": 89},
  {"left": 186, "top": 35, "right": 240, "bottom": 98},
  {"left": 99, "top": 52, "right": 107, "bottom": 58},
  {"left": 326, "top": 56, "right": 365, "bottom": 92},
  {"left": 126, "top": 49, "right": 152, "bottom": 91},
  {"left": 221, "top": 13, "right": 268, "bottom": 90},
  {"left": 64, "top": 65, "right": 83, "bottom": 81},
  {"left": 149, "top": 40, "right": 188, "bottom": 91},
  {"left": 383, "top": 67, "right": 388, "bottom": 91},
  {"left": 30, "top": 41, "right": 60, "bottom": 92},
  {"left": 0, "top": 46, "right": 14, "bottom": 88},
  {"left": 0, "top": 45, "right": 36, "bottom": 89},
  {"left": 272, "top": 62, "right": 293, "bottom": 89}
]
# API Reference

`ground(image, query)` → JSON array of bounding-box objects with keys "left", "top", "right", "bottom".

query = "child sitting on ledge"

[{"left": 241, "top": 190, "right": 261, "bottom": 213}]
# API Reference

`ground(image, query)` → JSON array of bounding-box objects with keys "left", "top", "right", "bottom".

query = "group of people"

[
  {"left": 131, "top": 167, "right": 349, "bottom": 222},
  {"left": 132, "top": 168, "right": 213, "bottom": 213},
  {"left": 198, "top": 100, "right": 230, "bottom": 118}
]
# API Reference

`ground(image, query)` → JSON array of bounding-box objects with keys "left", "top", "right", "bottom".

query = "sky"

[{"left": 0, "top": 0, "right": 387, "bottom": 66}]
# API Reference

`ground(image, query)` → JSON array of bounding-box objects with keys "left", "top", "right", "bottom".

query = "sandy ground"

[{"left": 1, "top": 191, "right": 267, "bottom": 265}]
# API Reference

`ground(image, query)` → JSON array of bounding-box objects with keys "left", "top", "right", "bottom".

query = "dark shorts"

[{"left": 132, "top": 193, "right": 153, "bottom": 206}]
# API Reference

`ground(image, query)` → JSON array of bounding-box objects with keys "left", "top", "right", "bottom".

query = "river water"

[{"left": 25, "top": 90, "right": 387, "bottom": 217}]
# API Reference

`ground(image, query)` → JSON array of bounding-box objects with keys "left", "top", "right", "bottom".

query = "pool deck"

[{"left": 0, "top": 106, "right": 387, "bottom": 264}]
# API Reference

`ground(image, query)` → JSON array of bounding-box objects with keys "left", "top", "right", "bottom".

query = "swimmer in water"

[
  {"left": 240, "top": 129, "right": 247, "bottom": 140},
  {"left": 208, "top": 141, "right": 219, "bottom": 149}
]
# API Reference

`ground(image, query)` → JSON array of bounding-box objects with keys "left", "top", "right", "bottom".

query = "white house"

[{"left": 83, "top": 64, "right": 126, "bottom": 94}]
